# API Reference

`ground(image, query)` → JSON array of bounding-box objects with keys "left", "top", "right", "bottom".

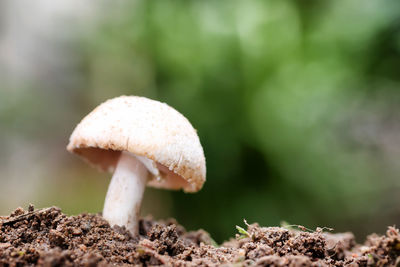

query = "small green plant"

[
  {"left": 236, "top": 219, "right": 252, "bottom": 240},
  {"left": 235, "top": 225, "right": 250, "bottom": 240}
]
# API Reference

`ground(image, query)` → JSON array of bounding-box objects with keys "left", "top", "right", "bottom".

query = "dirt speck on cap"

[{"left": 0, "top": 206, "right": 399, "bottom": 266}]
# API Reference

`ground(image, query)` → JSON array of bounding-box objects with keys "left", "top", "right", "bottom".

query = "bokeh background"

[{"left": 1, "top": 0, "right": 400, "bottom": 243}]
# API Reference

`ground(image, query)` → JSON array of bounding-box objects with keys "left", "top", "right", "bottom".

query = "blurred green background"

[{"left": 1, "top": 0, "right": 400, "bottom": 242}]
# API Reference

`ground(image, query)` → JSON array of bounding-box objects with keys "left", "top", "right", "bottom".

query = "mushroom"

[{"left": 67, "top": 96, "right": 206, "bottom": 235}]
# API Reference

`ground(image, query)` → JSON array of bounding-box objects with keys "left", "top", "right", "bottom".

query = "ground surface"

[{"left": 0, "top": 206, "right": 400, "bottom": 266}]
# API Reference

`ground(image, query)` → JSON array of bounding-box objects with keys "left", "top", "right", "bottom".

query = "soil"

[{"left": 1, "top": 206, "right": 400, "bottom": 266}]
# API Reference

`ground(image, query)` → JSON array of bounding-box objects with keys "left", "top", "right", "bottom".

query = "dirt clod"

[{"left": 0, "top": 206, "right": 399, "bottom": 266}]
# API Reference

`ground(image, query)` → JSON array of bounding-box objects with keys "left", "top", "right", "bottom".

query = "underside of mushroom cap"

[{"left": 67, "top": 96, "right": 206, "bottom": 193}]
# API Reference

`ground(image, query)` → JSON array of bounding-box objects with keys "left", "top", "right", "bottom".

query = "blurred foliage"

[
  {"left": 78, "top": 0, "right": 400, "bottom": 241},
  {"left": 1, "top": 0, "right": 400, "bottom": 243}
]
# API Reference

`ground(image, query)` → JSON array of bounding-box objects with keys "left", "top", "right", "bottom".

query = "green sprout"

[{"left": 236, "top": 225, "right": 250, "bottom": 240}]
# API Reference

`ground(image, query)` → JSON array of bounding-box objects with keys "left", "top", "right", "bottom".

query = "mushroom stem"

[{"left": 103, "top": 151, "right": 148, "bottom": 235}]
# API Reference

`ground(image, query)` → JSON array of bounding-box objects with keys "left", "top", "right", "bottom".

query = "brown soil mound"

[{"left": 0, "top": 206, "right": 399, "bottom": 266}]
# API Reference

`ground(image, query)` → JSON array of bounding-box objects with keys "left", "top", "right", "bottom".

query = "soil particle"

[{"left": 0, "top": 206, "right": 399, "bottom": 266}]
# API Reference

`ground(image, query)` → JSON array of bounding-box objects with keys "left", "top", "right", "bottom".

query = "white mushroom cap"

[{"left": 67, "top": 96, "right": 206, "bottom": 192}]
